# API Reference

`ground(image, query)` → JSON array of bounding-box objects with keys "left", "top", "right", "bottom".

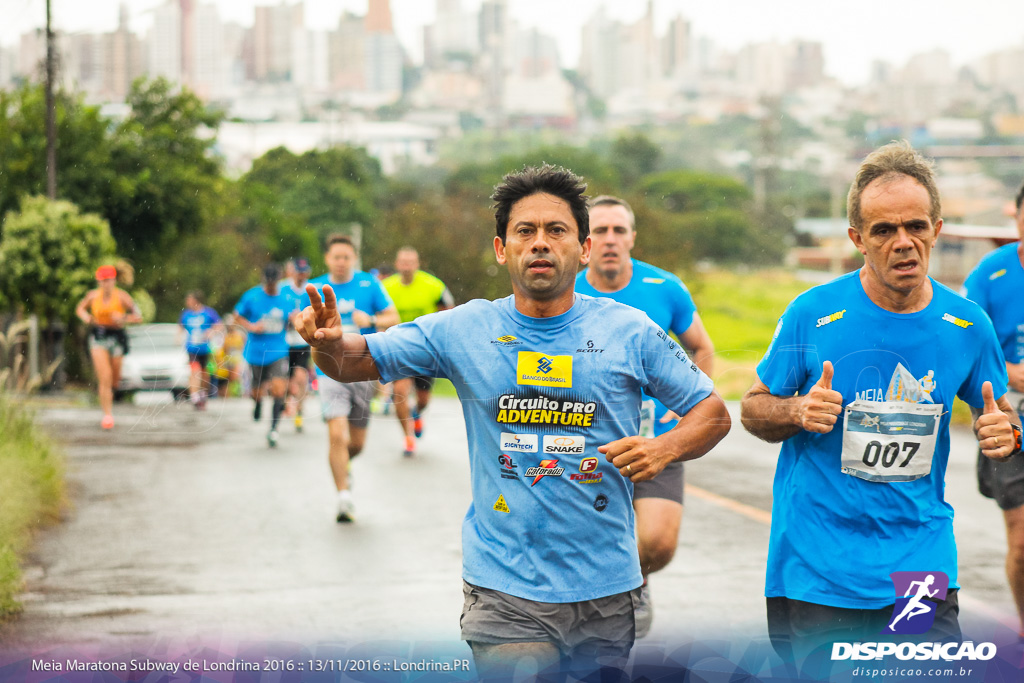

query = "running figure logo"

[{"left": 884, "top": 571, "right": 949, "bottom": 635}]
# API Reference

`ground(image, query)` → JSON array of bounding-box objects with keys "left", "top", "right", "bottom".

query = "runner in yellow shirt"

[{"left": 381, "top": 247, "right": 455, "bottom": 456}]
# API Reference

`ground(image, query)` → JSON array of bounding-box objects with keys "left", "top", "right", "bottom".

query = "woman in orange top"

[{"left": 74, "top": 265, "right": 142, "bottom": 429}]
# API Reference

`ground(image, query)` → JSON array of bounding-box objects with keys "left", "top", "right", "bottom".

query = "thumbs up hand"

[
  {"left": 975, "top": 381, "right": 1016, "bottom": 460},
  {"left": 798, "top": 360, "right": 845, "bottom": 434}
]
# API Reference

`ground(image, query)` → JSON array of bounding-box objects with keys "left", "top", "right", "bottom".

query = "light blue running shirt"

[
  {"left": 234, "top": 286, "right": 298, "bottom": 366},
  {"left": 963, "top": 243, "right": 1024, "bottom": 367},
  {"left": 576, "top": 259, "right": 698, "bottom": 436},
  {"left": 757, "top": 272, "right": 1007, "bottom": 608},
  {"left": 365, "top": 294, "right": 715, "bottom": 603},
  {"left": 303, "top": 272, "right": 393, "bottom": 376}
]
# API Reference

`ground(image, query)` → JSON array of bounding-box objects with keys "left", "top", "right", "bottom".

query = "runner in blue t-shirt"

[
  {"left": 294, "top": 165, "right": 730, "bottom": 678},
  {"left": 178, "top": 290, "right": 223, "bottom": 410},
  {"left": 301, "top": 234, "right": 398, "bottom": 523},
  {"left": 963, "top": 182, "right": 1024, "bottom": 638},
  {"left": 280, "top": 257, "right": 314, "bottom": 433},
  {"left": 740, "top": 142, "right": 1021, "bottom": 665},
  {"left": 575, "top": 194, "right": 716, "bottom": 638},
  {"left": 234, "top": 263, "right": 300, "bottom": 448}
]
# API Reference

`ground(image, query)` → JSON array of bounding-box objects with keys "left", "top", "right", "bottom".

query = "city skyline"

[{"left": 5, "top": 0, "right": 1024, "bottom": 86}]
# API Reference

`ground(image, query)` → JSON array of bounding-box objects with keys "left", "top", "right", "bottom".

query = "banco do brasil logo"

[
  {"left": 537, "top": 356, "right": 553, "bottom": 374},
  {"left": 884, "top": 571, "right": 949, "bottom": 635}
]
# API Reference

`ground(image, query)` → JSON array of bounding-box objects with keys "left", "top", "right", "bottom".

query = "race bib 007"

[{"left": 841, "top": 400, "right": 943, "bottom": 483}]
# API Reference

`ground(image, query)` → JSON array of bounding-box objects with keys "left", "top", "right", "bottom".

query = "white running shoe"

[
  {"left": 335, "top": 489, "right": 355, "bottom": 523},
  {"left": 267, "top": 429, "right": 279, "bottom": 448}
]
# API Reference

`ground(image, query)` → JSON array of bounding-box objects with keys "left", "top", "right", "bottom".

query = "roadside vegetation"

[{"left": 0, "top": 393, "right": 64, "bottom": 618}]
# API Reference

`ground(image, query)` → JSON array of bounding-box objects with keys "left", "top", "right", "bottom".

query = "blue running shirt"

[
  {"left": 576, "top": 259, "right": 698, "bottom": 436},
  {"left": 234, "top": 286, "right": 298, "bottom": 366},
  {"left": 365, "top": 294, "right": 715, "bottom": 603},
  {"left": 757, "top": 272, "right": 1007, "bottom": 608},
  {"left": 304, "top": 272, "right": 393, "bottom": 376},
  {"left": 963, "top": 243, "right": 1024, "bottom": 366},
  {"left": 179, "top": 306, "right": 221, "bottom": 354}
]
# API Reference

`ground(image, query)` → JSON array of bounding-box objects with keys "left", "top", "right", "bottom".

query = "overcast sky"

[{"left": 5, "top": 0, "right": 1024, "bottom": 86}]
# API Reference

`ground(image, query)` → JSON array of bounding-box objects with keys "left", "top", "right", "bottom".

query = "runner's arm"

[
  {"left": 599, "top": 392, "right": 730, "bottom": 482},
  {"left": 1008, "top": 362, "right": 1024, "bottom": 393},
  {"left": 296, "top": 284, "right": 381, "bottom": 382},
  {"left": 75, "top": 291, "right": 95, "bottom": 324},
  {"left": 740, "top": 362, "right": 843, "bottom": 443},
  {"left": 121, "top": 291, "right": 143, "bottom": 324},
  {"left": 678, "top": 313, "right": 714, "bottom": 377},
  {"left": 352, "top": 306, "right": 400, "bottom": 331}
]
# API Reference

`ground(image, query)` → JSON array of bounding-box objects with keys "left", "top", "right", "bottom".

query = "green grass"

[
  {"left": 0, "top": 394, "right": 64, "bottom": 618},
  {"left": 690, "top": 270, "right": 814, "bottom": 400}
]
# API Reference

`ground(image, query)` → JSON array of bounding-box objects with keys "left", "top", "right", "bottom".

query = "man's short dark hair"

[
  {"left": 325, "top": 233, "right": 356, "bottom": 253},
  {"left": 1015, "top": 180, "right": 1024, "bottom": 213},
  {"left": 187, "top": 290, "right": 204, "bottom": 304},
  {"left": 491, "top": 164, "right": 589, "bottom": 245}
]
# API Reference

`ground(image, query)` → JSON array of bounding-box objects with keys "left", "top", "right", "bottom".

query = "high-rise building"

[
  {"left": 192, "top": 3, "right": 224, "bottom": 98},
  {"left": 425, "top": 0, "right": 478, "bottom": 66},
  {"left": 364, "top": 0, "right": 402, "bottom": 97},
  {"left": 105, "top": 4, "right": 142, "bottom": 101},
  {"left": 253, "top": 1, "right": 304, "bottom": 82},
  {"left": 329, "top": 12, "right": 365, "bottom": 90},
  {"left": 149, "top": 1, "right": 182, "bottom": 81},
  {"left": 662, "top": 14, "right": 691, "bottom": 78}
]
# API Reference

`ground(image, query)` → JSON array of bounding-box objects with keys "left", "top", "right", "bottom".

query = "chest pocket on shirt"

[{"left": 841, "top": 400, "right": 943, "bottom": 482}]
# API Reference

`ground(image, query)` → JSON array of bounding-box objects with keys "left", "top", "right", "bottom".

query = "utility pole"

[{"left": 45, "top": 0, "right": 57, "bottom": 199}]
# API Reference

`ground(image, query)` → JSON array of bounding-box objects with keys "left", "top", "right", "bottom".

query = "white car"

[{"left": 116, "top": 323, "right": 191, "bottom": 400}]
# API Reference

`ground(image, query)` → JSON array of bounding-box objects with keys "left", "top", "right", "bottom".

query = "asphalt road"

[{"left": 0, "top": 393, "right": 1019, "bottom": 655}]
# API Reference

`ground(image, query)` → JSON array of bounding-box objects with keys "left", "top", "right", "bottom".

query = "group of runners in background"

[{"left": 72, "top": 141, "right": 1024, "bottom": 677}]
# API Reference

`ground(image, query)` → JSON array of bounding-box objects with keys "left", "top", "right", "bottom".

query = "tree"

[
  {"left": 610, "top": 132, "right": 661, "bottom": 188},
  {"left": 0, "top": 196, "right": 116, "bottom": 323},
  {"left": 240, "top": 146, "right": 386, "bottom": 259},
  {"left": 0, "top": 84, "right": 116, "bottom": 228},
  {"left": 103, "top": 78, "right": 225, "bottom": 266}
]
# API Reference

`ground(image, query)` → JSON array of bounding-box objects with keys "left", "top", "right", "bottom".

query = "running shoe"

[
  {"left": 335, "top": 489, "right": 355, "bottom": 523},
  {"left": 413, "top": 409, "right": 424, "bottom": 438},
  {"left": 294, "top": 415, "right": 303, "bottom": 433},
  {"left": 403, "top": 435, "right": 416, "bottom": 458},
  {"left": 634, "top": 582, "right": 653, "bottom": 639},
  {"left": 101, "top": 414, "right": 115, "bottom": 430},
  {"left": 253, "top": 400, "right": 262, "bottom": 422},
  {"left": 267, "top": 429, "right": 279, "bottom": 448}
]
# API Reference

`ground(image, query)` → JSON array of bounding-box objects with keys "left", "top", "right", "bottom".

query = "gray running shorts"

[
  {"left": 971, "top": 406, "right": 1024, "bottom": 511},
  {"left": 250, "top": 358, "right": 288, "bottom": 388},
  {"left": 460, "top": 580, "right": 639, "bottom": 662},
  {"left": 633, "top": 461, "right": 684, "bottom": 503},
  {"left": 319, "top": 376, "right": 374, "bottom": 428}
]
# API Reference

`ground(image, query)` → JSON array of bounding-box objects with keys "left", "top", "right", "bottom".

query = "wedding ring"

[{"left": 627, "top": 464, "right": 632, "bottom": 473}]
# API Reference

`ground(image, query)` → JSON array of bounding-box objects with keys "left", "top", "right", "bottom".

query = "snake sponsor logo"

[
  {"left": 525, "top": 459, "right": 565, "bottom": 486},
  {"left": 500, "top": 432, "right": 538, "bottom": 452},
  {"left": 517, "top": 352, "right": 572, "bottom": 387},
  {"left": 543, "top": 435, "right": 585, "bottom": 455}
]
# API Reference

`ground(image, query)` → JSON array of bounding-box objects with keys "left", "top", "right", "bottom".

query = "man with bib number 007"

[{"left": 740, "top": 141, "right": 1021, "bottom": 665}]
